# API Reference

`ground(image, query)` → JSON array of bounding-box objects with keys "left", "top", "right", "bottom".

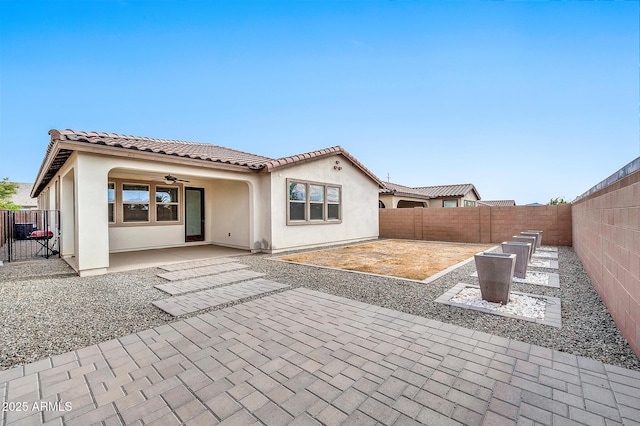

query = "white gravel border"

[
  {"left": 470, "top": 270, "right": 560, "bottom": 288},
  {"left": 529, "top": 258, "right": 559, "bottom": 269},
  {"left": 435, "top": 283, "right": 562, "bottom": 328}
]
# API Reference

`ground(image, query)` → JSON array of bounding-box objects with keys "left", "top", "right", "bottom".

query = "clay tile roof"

[
  {"left": 413, "top": 183, "right": 479, "bottom": 199},
  {"left": 379, "top": 182, "right": 431, "bottom": 199},
  {"left": 259, "top": 145, "right": 383, "bottom": 187},
  {"left": 32, "top": 129, "right": 384, "bottom": 197},
  {"left": 50, "top": 129, "right": 274, "bottom": 167},
  {"left": 477, "top": 200, "right": 516, "bottom": 207},
  {"left": 10, "top": 182, "right": 37, "bottom": 208},
  {"left": 381, "top": 182, "right": 481, "bottom": 200}
]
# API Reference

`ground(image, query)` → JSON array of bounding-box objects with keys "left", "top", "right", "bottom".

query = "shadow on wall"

[
  {"left": 572, "top": 156, "right": 640, "bottom": 358},
  {"left": 254, "top": 239, "right": 271, "bottom": 251}
]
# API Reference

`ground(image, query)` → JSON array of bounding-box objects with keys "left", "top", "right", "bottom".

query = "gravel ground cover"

[
  {"left": 1, "top": 244, "right": 638, "bottom": 372},
  {"left": 0, "top": 260, "right": 173, "bottom": 370}
]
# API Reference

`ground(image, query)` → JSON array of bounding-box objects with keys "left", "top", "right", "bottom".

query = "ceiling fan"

[{"left": 152, "top": 174, "right": 190, "bottom": 184}]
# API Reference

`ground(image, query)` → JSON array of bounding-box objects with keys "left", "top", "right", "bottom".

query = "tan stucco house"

[
  {"left": 379, "top": 182, "right": 481, "bottom": 208},
  {"left": 32, "top": 129, "right": 383, "bottom": 276}
]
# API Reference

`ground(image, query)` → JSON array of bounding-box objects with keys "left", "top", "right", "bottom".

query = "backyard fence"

[
  {"left": 572, "top": 159, "right": 640, "bottom": 357},
  {"left": 379, "top": 205, "right": 572, "bottom": 246},
  {"left": 0, "top": 210, "right": 61, "bottom": 262}
]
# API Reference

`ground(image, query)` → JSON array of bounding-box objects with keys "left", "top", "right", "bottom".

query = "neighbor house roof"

[
  {"left": 11, "top": 182, "right": 37, "bottom": 208},
  {"left": 477, "top": 200, "right": 516, "bottom": 207},
  {"left": 381, "top": 182, "right": 481, "bottom": 200},
  {"left": 414, "top": 183, "right": 480, "bottom": 199},
  {"left": 379, "top": 182, "right": 432, "bottom": 200},
  {"left": 32, "top": 129, "right": 383, "bottom": 197}
]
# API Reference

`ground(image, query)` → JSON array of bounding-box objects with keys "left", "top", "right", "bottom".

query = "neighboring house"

[
  {"left": 10, "top": 182, "right": 38, "bottom": 209},
  {"left": 378, "top": 182, "right": 431, "bottom": 208},
  {"left": 379, "top": 182, "right": 481, "bottom": 208},
  {"left": 32, "top": 129, "right": 383, "bottom": 276},
  {"left": 477, "top": 200, "right": 516, "bottom": 207}
]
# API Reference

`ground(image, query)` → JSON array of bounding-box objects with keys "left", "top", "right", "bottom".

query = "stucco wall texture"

[
  {"left": 379, "top": 205, "right": 572, "bottom": 246},
  {"left": 572, "top": 169, "right": 640, "bottom": 357}
]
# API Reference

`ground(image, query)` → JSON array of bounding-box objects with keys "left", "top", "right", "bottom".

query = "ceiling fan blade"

[{"left": 162, "top": 175, "right": 190, "bottom": 183}]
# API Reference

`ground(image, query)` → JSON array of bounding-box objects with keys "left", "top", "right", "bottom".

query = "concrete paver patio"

[
  {"left": 155, "top": 270, "right": 266, "bottom": 296},
  {"left": 2, "top": 288, "right": 639, "bottom": 425},
  {"left": 157, "top": 262, "right": 250, "bottom": 282},
  {"left": 152, "top": 278, "right": 290, "bottom": 317}
]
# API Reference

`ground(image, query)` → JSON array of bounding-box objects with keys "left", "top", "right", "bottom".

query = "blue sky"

[{"left": 1, "top": 0, "right": 638, "bottom": 204}]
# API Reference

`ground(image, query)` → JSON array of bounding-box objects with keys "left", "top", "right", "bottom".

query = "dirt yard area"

[{"left": 276, "top": 239, "right": 496, "bottom": 280}]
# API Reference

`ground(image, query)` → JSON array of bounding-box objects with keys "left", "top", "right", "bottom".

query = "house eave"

[
  {"left": 262, "top": 146, "right": 385, "bottom": 188},
  {"left": 380, "top": 190, "right": 431, "bottom": 201},
  {"left": 31, "top": 140, "right": 257, "bottom": 198},
  {"left": 31, "top": 141, "right": 71, "bottom": 198}
]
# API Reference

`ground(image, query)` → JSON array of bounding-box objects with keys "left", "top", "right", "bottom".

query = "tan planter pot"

[
  {"left": 521, "top": 231, "right": 542, "bottom": 248},
  {"left": 474, "top": 252, "right": 516, "bottom": 304},
  {"left": 512, "top": 235, "right": 537, "bottom": 258},
  {"left": 501, "top": 242, "right": 531, "bottom": 279}
]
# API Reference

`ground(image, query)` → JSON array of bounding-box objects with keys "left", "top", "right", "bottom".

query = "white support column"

[
  {"left": 74, "top": 153, "right": 110, "bottom": 276},
  {"left": 60, "top": 168, "right": 76, "bottom": 263}
]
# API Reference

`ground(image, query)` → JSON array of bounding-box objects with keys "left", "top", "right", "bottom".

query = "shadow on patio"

[{"left": 108, "top": 244, "right": 249, "bottom": 273}]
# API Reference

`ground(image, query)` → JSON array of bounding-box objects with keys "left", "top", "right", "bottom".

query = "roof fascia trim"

[
  {"left": 58, "top": 140, "right": 256, "bottom": 173},
  {"left": 31, "top": 140, "right": 61, "bottom": 198},
  {"left": 263, "top": 147, "right": 384, "bottom": 188}
]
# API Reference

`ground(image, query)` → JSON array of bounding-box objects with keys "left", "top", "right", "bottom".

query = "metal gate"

[{"left": 0, "top": 210, "right": 61, "bottom": 262}]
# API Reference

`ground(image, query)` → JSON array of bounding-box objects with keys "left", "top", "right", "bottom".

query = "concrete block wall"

[
  {"left": 572, "top": 167, "right": 640, "bottom": 356},
  {"left": 379, "top": 205, "right": 572, "bottom": 246},
  {"left": 489, "top": 205, "right": 572, "bottom": 246},
  {"left": 420, "top": 207, "right": 481, "bottom": 243},
  {"left": 378, "top": 208, "right": 415, "bottom": 240}
]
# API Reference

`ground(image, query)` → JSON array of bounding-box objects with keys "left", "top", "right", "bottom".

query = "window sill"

[
  {"left": 286, "top": 220, "right": 342, "bottom": 226},
  {"left": 109, "top": 221, "right": 183, "bottom": 227}
]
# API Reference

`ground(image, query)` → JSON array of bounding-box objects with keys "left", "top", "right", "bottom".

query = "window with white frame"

[
  {"left": 287, "top": 179, "right": 341, "bottom": 224},
  {"left": 309, "top": 184, "right": 324, "bottom": 220},
  {"left": 327, "top": 186, "right": 340, "bottom": 220},
  {"left": 443, "top": 200, "right": 458, "bottom": 208},
  {"left": 156, "top": 186, "right": 179, "bottom": 222},
  {"left": 108, "top": 180, "right": 186, "bottom": 226},
  {"left": 108, "top": 182, "right": 116, "bottom": 222},
  {"left": 289, "top": 181, "right": 307, "bottom": 221},
  {"left": 464, "top": 200, "right": 476, "bottom": 207},
  {"left": 122, "top": 183, "right": 150, "bottom": 222}
]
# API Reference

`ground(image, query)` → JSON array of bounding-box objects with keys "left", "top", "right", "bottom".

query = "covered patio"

[{"left": 107, "top": 244, "right": 249, "bottom": 273}]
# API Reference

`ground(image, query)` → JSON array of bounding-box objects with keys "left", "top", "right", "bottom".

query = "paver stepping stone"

[
  {"left": 532, "top": 251, "right": 558, "bottom": 259},
  {"left": 158, "top": 257, "right": 236, "bottom": 272},
  {"left": 513, "top": 271, "right": 560, "bottom": 288},
  {"left": 436, "top": 283, "right": 562, "bottom": 327},
  {"left": 152, "top": 278, "right": 289, "bottom": 316},
  {"left": 155, "top": 269, "right": 266, "bottom": 295},
  {"left": 158, "top": 262, "right": 249, "bottom": 281},
  {"left": 538, "top": 246, "right": 558, "bottom": 252},
  {"left": 528, "top": 259, "right": 559, "bottom": 269}
]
